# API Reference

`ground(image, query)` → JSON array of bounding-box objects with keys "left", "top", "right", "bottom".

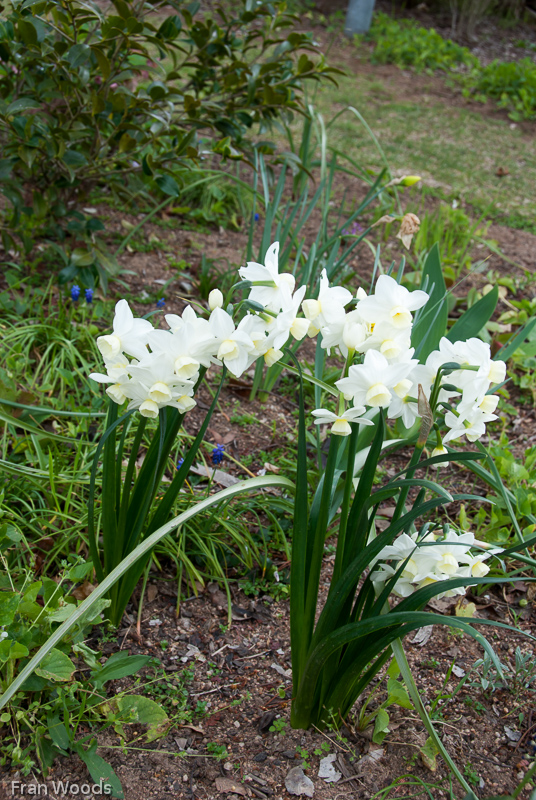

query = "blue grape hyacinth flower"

[
  {"left": 71, "top": 285, "right": 81, "bottom": 302},
  {"left": 176, "top": 457, "right": 184, "bottom": 469},
  {"left": 85, "top": 288, "right": 94, "bottom": 304},
  {"left": 211, "top": 444, "right": 225, "bottom": 465},
  {"left": 157, "top": 298, "right": 166, "bottom": 308}
]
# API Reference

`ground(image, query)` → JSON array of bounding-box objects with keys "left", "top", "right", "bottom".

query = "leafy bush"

[
  {"left": 471, "top": 58, "right": 536, "bottom": 120},
  {"left": 0, "top": 0, "right": 338, "bottom": 285},
  {"left": 367, "top": 12, "right": 477, "bottom": 73}
]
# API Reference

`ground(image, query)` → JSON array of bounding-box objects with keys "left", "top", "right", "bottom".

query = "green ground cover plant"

[
  {"left": 368, "top": 12, "right": 477, "bottom": 73},
  {"left": 364, "top": 11, "right": 536, "bottom": 122}
]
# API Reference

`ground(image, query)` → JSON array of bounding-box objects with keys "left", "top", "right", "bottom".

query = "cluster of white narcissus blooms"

[
  {"left": 370, "top": 527, "right": 501, "bottom": 599},
  {"left": 89, "top": 242, "right": 310, "bottom": 418},
  {"left": 306, "top": 271, "right": 506, "bottom": 443},
  {"left": 90, "top": 241, "right": 506, "bottom": 441}
]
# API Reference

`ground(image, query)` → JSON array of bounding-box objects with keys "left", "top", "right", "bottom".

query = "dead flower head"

[{"left": 396, "top": 213, "right": 420, "bottom": 249}]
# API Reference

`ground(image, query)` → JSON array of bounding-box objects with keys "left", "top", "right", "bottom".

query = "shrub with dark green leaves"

[{"left": 0, "top": 0, "right": 338, "bottom": 286}]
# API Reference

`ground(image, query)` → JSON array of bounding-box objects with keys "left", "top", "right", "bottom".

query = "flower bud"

[
  {"left": 280, "top": 273, "right": 296, "bottom": 293},
  {"left": 208, "top": 289, "right": 224, "bottom": 310},
  {"left": 343, "top": 322, "right": 366, "bottom": 352},
  {"left": 431, "top": 445, "right": 448, "bottom": 469},
  {"left": 400, "top": 176, "right": 421, "bottom": 186}
]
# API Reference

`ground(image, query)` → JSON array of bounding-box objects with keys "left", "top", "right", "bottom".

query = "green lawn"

[{"left": 310, "top": 55, "right": 536, "bottom": 228}]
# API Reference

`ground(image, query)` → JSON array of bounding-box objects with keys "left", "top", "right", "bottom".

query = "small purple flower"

[
  {"left": 254, "top": 212, "right": 260, "bottom": 222},
  {"left": 157, "top": 298, "right": 166, "bottom": 308},
  {"left": 71, "top": 285, "right": 81, "bottom": 302},
  {"left": 85, "top": 288, "right": 94, "bottom": 304},
  {"left": 176, "top": 457, "right": 184, "bottom": 470},
  {"left": 342, "top": 221, "right": 364, "bottom": 237},
  {"left": 211, "top": 444, "right": 225, "bottom": 466}
]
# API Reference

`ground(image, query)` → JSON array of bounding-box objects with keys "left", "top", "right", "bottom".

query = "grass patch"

[{"left": 310, "top": 63, "right": 536, "bottom": 228}]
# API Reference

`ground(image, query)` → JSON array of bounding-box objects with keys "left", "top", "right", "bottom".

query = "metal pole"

[{"left": 345, "top": 0, "right": 376, "bottom": 35}]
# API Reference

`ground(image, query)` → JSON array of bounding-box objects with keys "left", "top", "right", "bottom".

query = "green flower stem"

[
  {"left": 115, "top": 416, "right": 147, "bottom": 564},
  {"left": 289, "top": 354, "right": 310, "bottom": 697},
  {"left": 331, "top": 423, "right": 360, "bottom": 590},
  {"left": 303, "top": 436, "right": 341, "bottom": 649}
]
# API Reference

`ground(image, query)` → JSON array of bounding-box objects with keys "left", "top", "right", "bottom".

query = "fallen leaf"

[
  {"left": 215, "top": 777, "right": 248, "bottom": 796},
  {"left": 190, "top": 463, "right": 240, "bottom": 487},
  {"left": 147, "top": 584, "right": 158, "bottom": 603},
  {"left": 411, "top": 625, "right": 433, "bottom": 646},
  {"left": 455, "top": 599, "right": 476, "bottom": 617},
  {"left": 504, "top": 726, "right": 521, "bottom": 742},
  {"left": 180, "top": 645, "right": 206, "bottom": 664},
  {"left": 271, "top": 662, "right": 292, "bottom": 679},
  {"left": 263, "top": 462, "right": 280, "bottom": 473},
  {"left": 318, "top": 754, "right": 341, "bottom": 783},
  {"left": 420, "top": 737, "right": 439, "bottom": 771},
  {"left": 71, "top": 581, "right": 96, "bottom": 601},
  {"left": 285, "top": 766, "right": 314, "bottom": 797},
  {"left": 427, "top": 596, "right": 458, "bottom": 614}
]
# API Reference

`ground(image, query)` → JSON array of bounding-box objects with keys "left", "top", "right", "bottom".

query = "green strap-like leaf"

[{"left": 447, "top": 286, "right": 498, "bottom": 343}]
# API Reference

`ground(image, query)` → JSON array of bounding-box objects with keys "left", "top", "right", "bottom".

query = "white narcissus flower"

[
  {"left": 311, "top": 406, "right": 373, "bottom": 436},
  {"left": 371, "top": 527, "right": 500, "bottom": 599},
  {"left": 442, "top": 392, "right": 498, "bottom": 444},
  {"left": 437, "top": 337, "right": 506, "bottom": 398},
  {"left": 97, "top": 299, "right": 153, "bottom": 361},
  {"left": 209, "top": 307, "right": 255, "bottom": 378},
  {"left": 89, "top": 356, "right": 131, "bottom": 404},
  {"left": 268, "top": 285, "right": 309, "bottom": 350},
  {"left": 356, "top": 274, "right": 428, "bottom": 331},
  {"left": 430, "top": 445, "right": 449, "bottom": 469},
  {"left": 121, "top": 353, "right": 196, "bottom": 418},
  {"left": 359, "top": 320, "right": 412, "bottom": 361},
  {"left": 302, "top": 269, "right": 353, "bottom": 328},
  {"left": 320, "top": 309, "right": 367, "bottom": 357},
  {"left": 148, "top": 322, "right": 216, "bottom": 381},
  {"left": 239, "top": 242, "right": 296, "bottom": 313},
  {"left": 336, "top": 350, "right": 417, "bottom": 410}
]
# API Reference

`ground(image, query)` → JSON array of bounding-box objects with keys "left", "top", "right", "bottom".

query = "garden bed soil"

[{"left": 4, "top": 573, "right": 535, "bottom": 800}]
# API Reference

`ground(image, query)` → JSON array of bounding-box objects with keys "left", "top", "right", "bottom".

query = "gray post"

[{"left": 345, "top": 0, "right": 376, "bottom": 36}]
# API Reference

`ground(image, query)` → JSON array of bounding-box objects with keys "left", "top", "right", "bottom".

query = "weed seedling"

[
  {"left": 207, "top": 743, "right": 228, "bottom": 761},
  {"left": 269, "top": 717, "right": 287, "bottom": 735}
]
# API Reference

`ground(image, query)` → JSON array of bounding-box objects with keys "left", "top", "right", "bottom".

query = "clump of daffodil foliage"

[{"left": 88, "top": 233, "right": 532, "bottom": 752}]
